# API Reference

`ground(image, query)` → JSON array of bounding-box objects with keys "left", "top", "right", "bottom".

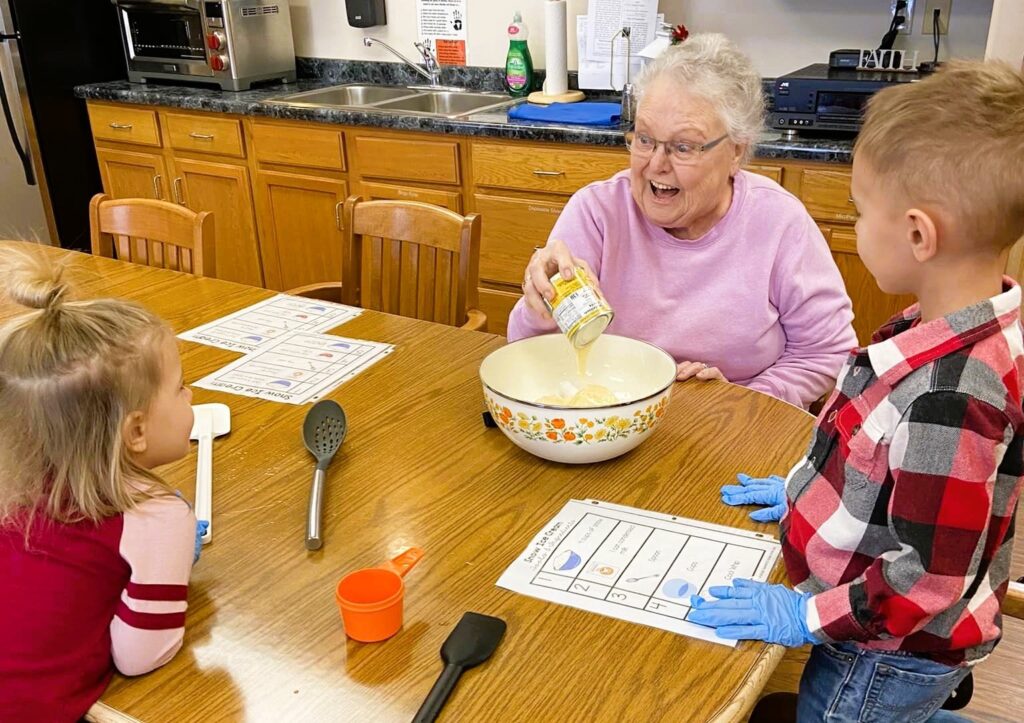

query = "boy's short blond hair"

[{"left": 855, "top": 60, "right": 1024, "bottom": 251}]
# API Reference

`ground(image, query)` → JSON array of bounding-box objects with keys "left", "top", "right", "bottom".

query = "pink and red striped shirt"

[{"left": 1, "top": 493, "right": 195, "bottom": 721}]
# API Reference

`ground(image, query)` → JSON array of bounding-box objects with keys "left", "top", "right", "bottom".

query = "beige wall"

[
  {"left": 289, "top": 0, "right": 995, "bottom": 77},
  {"left": 985, "top": 0, "right": 1024, "bottom": 68}
]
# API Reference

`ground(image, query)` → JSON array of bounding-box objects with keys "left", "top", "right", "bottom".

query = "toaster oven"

[{"left": 112, "top": 0, "right": 296, "bottom": 91}]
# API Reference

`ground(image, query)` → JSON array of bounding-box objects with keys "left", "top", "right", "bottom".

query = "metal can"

[{"left": 543, "top": 266, "right": 614, "bottom": 348}]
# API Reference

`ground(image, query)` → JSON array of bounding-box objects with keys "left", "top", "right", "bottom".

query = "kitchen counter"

[{"left": 75, "top": 60, "right": 853, "bottom": 163}]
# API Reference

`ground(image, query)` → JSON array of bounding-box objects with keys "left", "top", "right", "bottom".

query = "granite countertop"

[{"left": 75, "top": 59, "right": 853, "bottom": 164}]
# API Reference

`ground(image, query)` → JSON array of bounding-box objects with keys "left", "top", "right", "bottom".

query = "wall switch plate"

[
  {"left": 890, "top": 0, "right": 916, "bottom": 35},
  {"left": 922, "top": 0, "right": 951, "bottom": 34}
]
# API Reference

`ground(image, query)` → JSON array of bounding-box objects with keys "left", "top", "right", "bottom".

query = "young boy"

[{"left": 690, "top": 60, "right": 1024, "bottom": 720}]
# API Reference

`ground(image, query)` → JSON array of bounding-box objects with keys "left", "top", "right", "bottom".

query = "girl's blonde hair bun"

[{"left": 0, "top": 247, "right": 71, "bottom": 314}]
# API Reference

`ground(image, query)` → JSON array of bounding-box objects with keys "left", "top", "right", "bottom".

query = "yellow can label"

[{"left": 546, "top": 267, "right": 613, "bottom": 347}]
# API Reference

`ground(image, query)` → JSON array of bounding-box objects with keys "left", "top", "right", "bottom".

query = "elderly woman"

[{"left": 509, "top": 34, "right": 856, "bottom": 409}]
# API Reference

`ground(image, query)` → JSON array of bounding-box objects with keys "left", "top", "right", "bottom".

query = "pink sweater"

[{"left": 506, "top": 170, "right": 857, "bottom": 408}]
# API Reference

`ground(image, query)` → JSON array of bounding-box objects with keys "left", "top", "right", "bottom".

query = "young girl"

[{"left": 0, "top": 249, "right": 199, "bottom": 721}]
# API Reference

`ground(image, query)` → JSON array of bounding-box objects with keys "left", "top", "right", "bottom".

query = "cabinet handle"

[
  {"left": 189, "top": 132, "right": 215, "bottom": 141},
  {"left": 108, "top": 122, "right": 133, "bottom": 130},
  {"left": 152, "top": 174, "right": 163, "bottom": 199},
  {"left": 532, "top": 170, "right": 565, "bottom": 177},
  {"left": 173, "top": 177, "right": 185, "bottom": 205},
  {"left": 334, "top": 201, "right": 343, "bottom": 230}
]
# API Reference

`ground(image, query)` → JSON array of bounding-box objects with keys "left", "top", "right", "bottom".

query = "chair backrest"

[
  {"left": 341, "top": 196, "right": 481, "bottom": 327},
  {"left": 89, "top": 194, "right": 215, "bottom": 277}
]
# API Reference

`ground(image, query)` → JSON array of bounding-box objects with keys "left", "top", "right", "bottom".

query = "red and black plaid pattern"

[{"left": 781, "top": 279, "right": 1024, "bottom": 665}]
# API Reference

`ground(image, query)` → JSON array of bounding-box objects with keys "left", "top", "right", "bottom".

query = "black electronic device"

[
  {"left": 769, "top": 63, "right": 920, "bottom": 135},
  {"left": 346, "top": 0, "right": 386, "bottom": 28}
]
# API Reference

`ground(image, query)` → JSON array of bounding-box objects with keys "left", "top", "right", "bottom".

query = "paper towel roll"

[{"left": 543, "top": 0, "right": 569, "bottom": 96}]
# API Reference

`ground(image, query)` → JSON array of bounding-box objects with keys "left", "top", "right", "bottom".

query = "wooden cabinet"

[
  {"left": 95, "top": 147, "right": 168, "bottom": 201},
  {"left": 360, "top": 181, "right": 462, "bottom": 211},
  {"left": 171, "top": 157, "right": 263, "bottom": 287},
  {"left": 355, "top": 136, "right": 460, "bottom": 184},
  {"left": 88, "top": 105, "right": 161, "bottom": 148},
  {"left": 87, "top": 99, "right": 920, "bottom": 344},
  {"left": 253, "top": 170, "right": 348, "bottom": 291}
]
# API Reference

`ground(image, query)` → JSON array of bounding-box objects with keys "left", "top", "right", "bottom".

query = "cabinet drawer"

[
  {"left": 356, "top": 136, "right": 460, "bottom": 184},
  {"left": 88, "top": 105, "right": 161, "bottom": 147},
  {"left": 745, "top": 163, "right": 784, "bottom": 184},
  {"left": 361, "top": 181, "right": 461, "bottom": 211},
  {"left": 829, "top": 227, "right": 858, "bottom": 254},
  {"left": 475, "top": 194, "right": 564, "bottom": 286},
  {"left": 251, "top": 122, "right": 346, "bottom": 171},
  {"left": 166, "top": 113, "right": 245, "bottom": 158},
  {"left": 472, "top": 142, "right": 627, "bottom": 194},
  {"left": 478, "top": 286, "right": 522, "bottom": 338},
  {"left": 800, "top": 169, "right": 858, "bottom": 223}
]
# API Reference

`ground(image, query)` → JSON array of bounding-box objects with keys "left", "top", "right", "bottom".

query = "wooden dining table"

[{"left": 0, "top": 240, "right": 817, "bottom": 722}]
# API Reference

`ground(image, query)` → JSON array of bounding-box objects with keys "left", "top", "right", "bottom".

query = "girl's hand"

[
  {"left": 676, "top": 361, "right": 726, "bottom": 382},
  {"left": 522, "top": 240, "right": 600, "bottom": 319}
]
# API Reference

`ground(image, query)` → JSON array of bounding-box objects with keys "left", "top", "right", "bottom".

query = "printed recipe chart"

[
  {"left": 498, "top": 499, "right": 781, "bottom": 646},
  {"left": 179, "top": 294, "right": 363, "bottom": 353},
  {"left": 193, "top": 331, "right": 393, "bottom": 405}
]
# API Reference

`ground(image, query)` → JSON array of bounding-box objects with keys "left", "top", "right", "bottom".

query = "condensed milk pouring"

[{"left": 544, "top": 266, "right": 614, "bottom": 350}]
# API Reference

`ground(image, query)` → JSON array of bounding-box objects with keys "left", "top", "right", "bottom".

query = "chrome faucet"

[{"left": 363, "top": 36, "right": 442, "bottom": 87}]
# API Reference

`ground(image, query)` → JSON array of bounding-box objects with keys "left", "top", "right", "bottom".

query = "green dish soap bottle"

[{"left": 503, "top": 11, "right": 534, "bottom": 97}]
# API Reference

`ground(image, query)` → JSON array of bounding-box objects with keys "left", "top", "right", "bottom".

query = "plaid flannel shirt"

[{"left": 780, "top": 279, "right": 1024, "bottom": 665}]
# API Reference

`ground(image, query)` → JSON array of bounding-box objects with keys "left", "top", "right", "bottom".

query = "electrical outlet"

[
  {"left": 922, "top": 0, "right": 951, "bottom": 34},
  {"left": 890, "top": 0, "right": 916, "bottom": 35}
]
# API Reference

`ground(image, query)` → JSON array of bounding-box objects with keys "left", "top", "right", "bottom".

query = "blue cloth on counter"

[{"left": 508, "top": 101, "right": 622, "bottom": 126}]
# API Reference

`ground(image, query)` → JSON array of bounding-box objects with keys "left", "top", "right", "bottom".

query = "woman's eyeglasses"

[{"left": 624, "top": 130, "right": 729, "bottom": 164}]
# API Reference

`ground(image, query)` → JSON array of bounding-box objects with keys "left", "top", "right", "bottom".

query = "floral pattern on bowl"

[{"left": 486, "top": 395, "right": 668, "bottom": 444}]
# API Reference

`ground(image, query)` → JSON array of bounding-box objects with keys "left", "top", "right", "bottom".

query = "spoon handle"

[
  {"left": 305, "top": 468, "right": 325, "bottom": 550},
  {"left": 412, "top": 664, "right": 462, "bottom": 723}
]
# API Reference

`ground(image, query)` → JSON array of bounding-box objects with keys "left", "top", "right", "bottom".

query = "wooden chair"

[
  {"left": 89, "top": 194, "right": 215, "bottom": 277},
  {"left": 287, "top": 195, "right": 486, "bottom": 331}
]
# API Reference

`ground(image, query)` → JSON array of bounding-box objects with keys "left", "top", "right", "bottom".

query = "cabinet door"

[
  {"left": 171, "top": 158, "right": 264, "bottom": 287},
  {"left": 473, "top": 193, "right": 564, "bottom": 286},
  {"left": 96, "top": 147, "right": 168, "bottom": 201},
  {"left": 254, "top": 170, "right": 348, "bottom": 291},
  {"left": 827, "top": 227, "right": 915, "bottom": 345},
  {"left": 360, "top": 181, "right": 461, "bottom": 211}
]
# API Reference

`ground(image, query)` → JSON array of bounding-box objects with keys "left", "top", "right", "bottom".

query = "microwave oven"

[{"left": 112, "top": 0, "right": 296, "bottom": 91}]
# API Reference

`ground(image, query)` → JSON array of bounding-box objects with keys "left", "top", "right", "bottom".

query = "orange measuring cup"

[{"left": 335, "top": 547, "right": 424, "bottom": 642}]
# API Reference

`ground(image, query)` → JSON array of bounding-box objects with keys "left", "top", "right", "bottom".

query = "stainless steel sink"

[
  {"left": 372, "top": 91, "right": 518, "bottom": 117},
  {"left": 270, "top": 84, "right": 417, "bottom": 107},
  {"left": 267, "top": 84, "right": 519, "bottom": 118}
]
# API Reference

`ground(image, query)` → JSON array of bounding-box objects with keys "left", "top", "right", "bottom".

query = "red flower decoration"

[{"left": 670, "top": 24, "right": 689, "bottom": 45}]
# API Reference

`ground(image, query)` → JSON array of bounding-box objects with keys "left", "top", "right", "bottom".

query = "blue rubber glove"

[
  {"left": 194, "top": 520, "right": 209, "bottom": 564},
  {"left": 688, "top": 579, "right": 818, "bottom": 647},
  {"left": 720, "top": 473, "right": 787, "bottom": 522}
]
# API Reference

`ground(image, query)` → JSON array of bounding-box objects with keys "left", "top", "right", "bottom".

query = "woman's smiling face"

[{"left": 629, "top": 77, "right": 743, "bottom": 239}]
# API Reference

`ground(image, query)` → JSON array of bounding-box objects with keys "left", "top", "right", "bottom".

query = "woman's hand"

[
  {"left": 523, "top": 240, "right": 598, "bottom": 319},
  {"left": 676, "top": 361, "right": 726, "bottom": 382}
]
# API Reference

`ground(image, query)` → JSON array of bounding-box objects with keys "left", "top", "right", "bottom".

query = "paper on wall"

[
  {"left": 584, "top": 0, "right": 658, "bottom": 64},
  {"left": 577, "top": 14, "right": 662, "bottom": 91},
  {"left": 417, "top": 0, "right": 467, "bottom": 66}
]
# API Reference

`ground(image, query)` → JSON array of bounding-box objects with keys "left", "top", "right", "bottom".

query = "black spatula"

[{"left": 412, "top": 612, "right": 507, "bottom": 723}]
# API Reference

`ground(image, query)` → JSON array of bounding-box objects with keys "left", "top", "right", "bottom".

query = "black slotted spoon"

[{"left": 302, "top": 399, "right": 347, "bottom": 550}]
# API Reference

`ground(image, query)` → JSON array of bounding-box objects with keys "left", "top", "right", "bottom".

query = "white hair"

[{"left": 635, "top": 33, "right": 766, "bottom": 163}]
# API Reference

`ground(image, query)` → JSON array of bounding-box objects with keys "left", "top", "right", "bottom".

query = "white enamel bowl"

[{"left": 479, "top": 334, "right": 677, "bottom": 464}]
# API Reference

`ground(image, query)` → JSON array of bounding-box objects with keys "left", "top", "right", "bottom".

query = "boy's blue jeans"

[{"left": 797, "top": 642, "right": 971, "bottom": 722}]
